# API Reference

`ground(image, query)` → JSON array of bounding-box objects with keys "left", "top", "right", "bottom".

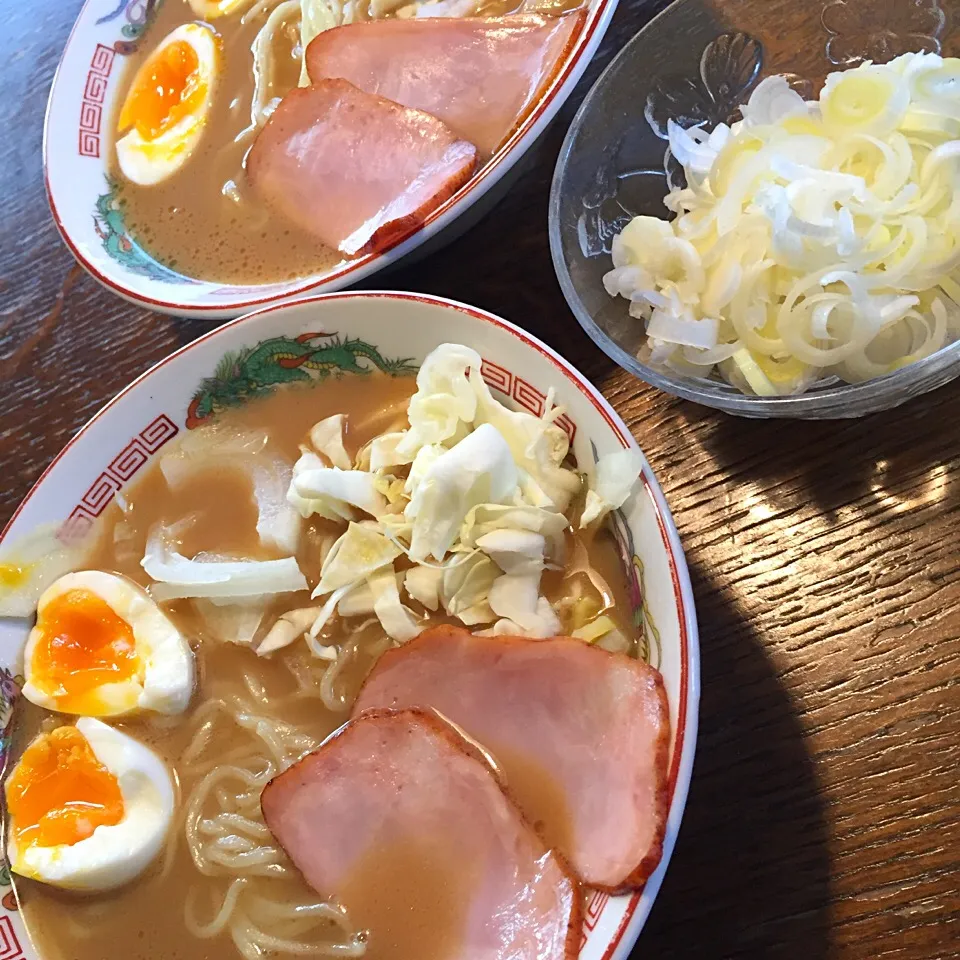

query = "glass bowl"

[{"left": 549, "top": 0, "right": 960, "bottom": 418}]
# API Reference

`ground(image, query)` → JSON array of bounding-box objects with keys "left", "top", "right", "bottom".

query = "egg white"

[
  {"left": 7, "top": 718, "right": 175, "bottom": 892},
  {"left": 0, "top": 524, "right": 86, "bottom": 619},
  {"left": 22, "top": 570, "right": 195, "bottom": 717},
  {"left": 116, "top": 22, "right": 220, "bottom": 187}
]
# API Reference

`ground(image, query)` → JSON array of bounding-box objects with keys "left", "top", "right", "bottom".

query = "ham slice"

[
  {"left": 262, "top": 708, "right": 580, "bottom": 960},
  {"left": 247, "top": 79, "right": 477, "bottom": 257},
  {"left": 355, "top": 627, "right": 670, "bottom": 892},
  {"left": 305, "top": 12, "right": 586, "bottom": 159}
]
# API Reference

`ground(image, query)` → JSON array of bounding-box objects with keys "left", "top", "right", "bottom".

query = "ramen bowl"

[
  {"left": 550, "top": 0, "right": 960, "bottom": 419},
  {"left": 0, "top": 291, "right": 697, "bottom": 960},
  {"left": 44, "top": 0, "right": 619, "bottom": 319}
]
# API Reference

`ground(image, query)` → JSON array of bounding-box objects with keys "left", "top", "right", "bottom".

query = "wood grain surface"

[{"left": 1, "top": 0, "right": 959, "bottom": 957}]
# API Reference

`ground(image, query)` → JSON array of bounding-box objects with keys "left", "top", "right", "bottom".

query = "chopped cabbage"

[
  {"left": 143, "top": 529, "right": 307, "bottom": 602},
  {"left": 440, "top": 551, "right": 500, "bottom": 622},
  {"left": 338, "top": 572, "right": 405, "bottom": 617},
  {"left": 314, "top": 522, "right": 402, "bottom": 596},
  {"left": 391, "top": 344, "right": 581, "bottom": 512},
  {"left": 571, "top": 614, "right": 613, "bottom": 643},
  {"left": 288, "top": 450, "right": 355, "bottom": 522},
  {"left": 403, "top": 565, "right": 442, "bottom": 611},
  {"left": 604, "top": 52, "right": 960, "bottom": 396},
  {"left": 396, "top": 343, "right": 479, "bottom": 460},
  {"left": 309, "top": 414, "right": 352, "bottom": 470},
  {"left": 269, "top": 342, "right": 641, "bottom": 654},
  {"left": 193, "top": 599, "right": 266, "bottom": 646},
  {"left": 307, "top": 585, "right": 351, "bottom": 640},
  {"left": 460, "top": 503, "right": 569, "bottom": 553},
  {"left": 580, "top": 447, "right": 645, "bottom": 528},
  {"left": 475, "top": 529, "right": 545, "bottom": 576},
  {"left": 369, "top": 432, "right": 410, "bottom": 471},
  {"left": 406, "top": 424, "right": 519, "bottom": 562},
  {"left": 488, "top": 573, "right": 560, "bottom": 637},
  {"left": 293, "top": 466, "right": 386, "bottom": 519},
  {"left": 256, "top": 606, "right": 319, "bottom": 656},
  {"left": 472, "top": 383, "right": 581, "bottom": 513},
  {"left": 368, "top": 567, "right": 421, "bottom": 642}
]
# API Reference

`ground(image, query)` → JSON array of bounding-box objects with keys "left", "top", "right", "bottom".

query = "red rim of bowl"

[
  {"left": 0, "top": 291, "right": 698, "bottom": 959},
  {"left": 42, "top": 1, "right": 615, "bottom": 313}
]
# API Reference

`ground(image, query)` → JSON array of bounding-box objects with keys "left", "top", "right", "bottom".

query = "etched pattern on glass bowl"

[{"left": 549, "top": 0, "right": 960, "bottom": 418}]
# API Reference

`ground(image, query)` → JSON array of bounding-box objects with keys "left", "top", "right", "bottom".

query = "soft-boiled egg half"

[
  {"left": 0, "top": 525, "right": 84, "bottom": 619},
  {"left": 22, "top": 570, "right": 194, "bottom": 717},
  {"left": 116, "top": 22, "right": 220, "bottom": 186},
  {"left": 5, "top": 718, "right": 174, "bottom": 891}
]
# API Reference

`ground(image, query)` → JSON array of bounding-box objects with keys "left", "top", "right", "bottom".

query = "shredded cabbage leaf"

[
  {"left": 580, "top": 448, "right": 645, "bottom": 528},
  {"left": 475, "top": 529, "right": 546, "bottom": 576},
  {"left": 143, "top": 528, "right": 307, "bottom": 602},
  {"left": 293, "top": 466, "right": 386, "bottom": 520},
  {"left": 440, "top": 551, "right": 499, "bottom": 623},
  {"left": 338, "top": 572, "right": 405, "bottom": 617},
  {"left": 571, "top": 614, "right": 619, "bottom": 644},
  {"left": 309, "top": 414, "right": 352, "bottom": 470},
  {"left": 403, "top": 565, "right": 442, "bottom": 611},
  {"left": 314, "top": 522, "right": 402, "bottom": 596},
  {"left": 489, "top": 572, "right": 561, "bottom": 636},
  {"left": 368, "top": 567, "right": 421, "bottom": 642},
  {"left": 604, "top": 55, "right": 960, "bottom": 396},
  {"left": 287, "top": 450, "right": 354, "bottom": 521},
  {"left": 406, "top": 423, "right": 519, "bottom": 562},
  {"left": 257, "top": 606, "right": 321, "bottom": 656},
  {"left": 273, "top": 343, "right": 643, "bottom": 652},
  {"left": 193, "top": 598, "right": 267, "bottom": 647}
]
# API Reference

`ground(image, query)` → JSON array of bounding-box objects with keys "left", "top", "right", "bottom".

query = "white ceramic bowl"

[
  {"left": 44, "top": 0, "right": 619, "bottom": 318},
  {"left": 0, "top": 292, "right": 698, "bottom": 959}
]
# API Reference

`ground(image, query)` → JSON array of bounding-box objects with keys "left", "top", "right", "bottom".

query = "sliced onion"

[
  {"left": 603, "top": 52, "right": 960, "bottom": 395},
  {"left": 741, "top": 76, "right": 807, "bottom": 128}
]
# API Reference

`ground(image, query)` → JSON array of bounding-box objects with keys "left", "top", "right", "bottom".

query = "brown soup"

[
  {"left": 109, "top": 0, "right": 584, "bottom": 285},
  {"left": 109, "top": 0, "right": 342, "bottom": 285},
  {"left": 12, "top": 373, "right": 635, "bottom": 960}
]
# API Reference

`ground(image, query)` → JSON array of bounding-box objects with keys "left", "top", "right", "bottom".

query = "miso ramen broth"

[
  {"left": 11, "top": 372, "right": 636, "bottom": 960},
  {"left": 108, "top": 0, "right": 585, "bottom": 284},
  {"left": 109, "top": 0, "right": 342, "bottom": 284}
]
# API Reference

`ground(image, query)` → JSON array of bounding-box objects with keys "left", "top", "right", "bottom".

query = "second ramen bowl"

[{"left": 45, "top": 0, "right": 618, "bottom": 318}]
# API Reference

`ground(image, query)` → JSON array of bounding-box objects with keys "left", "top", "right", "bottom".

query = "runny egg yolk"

[
  {"left": 0, "top": 561, "right": 29, "bottom": 590},
  {"left": 118, "top": 39, "right": 204, "bottom": 141},
  {"left": 30, "top": 589, "right": 140, "bottom": 713},
  {"left": 6, "top": 727, "right": 124, "bottom": 848}
]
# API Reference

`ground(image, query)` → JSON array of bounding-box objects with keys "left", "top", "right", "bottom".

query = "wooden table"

[{"left": 1, "top": 0, "right": 958, "bottom": 957}]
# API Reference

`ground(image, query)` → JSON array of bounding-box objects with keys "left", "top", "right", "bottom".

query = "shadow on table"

[
  {"left": 694, "top": 396, "right": 960, "bottom": 523},
  {"left": 637, "top": 555, "right": 832, "bottom": 959}
]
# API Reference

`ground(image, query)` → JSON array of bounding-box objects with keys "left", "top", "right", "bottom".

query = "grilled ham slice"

[
  {"left": 305, "top": 13, "right": 585, "bottom": 159},
  {"left": 247, "top": 79, "right": 477, "bottom": 257},
  {"left": 354, "top": 626, "right": 670, "bottom": 891},
  {"left": 261, "top": 708, "right": 581, "bottom": 960}
]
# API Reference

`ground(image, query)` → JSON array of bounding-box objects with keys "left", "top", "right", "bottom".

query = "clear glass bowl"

[{"left": 549, "top": 0, "right": 960, "bottom": 418}]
